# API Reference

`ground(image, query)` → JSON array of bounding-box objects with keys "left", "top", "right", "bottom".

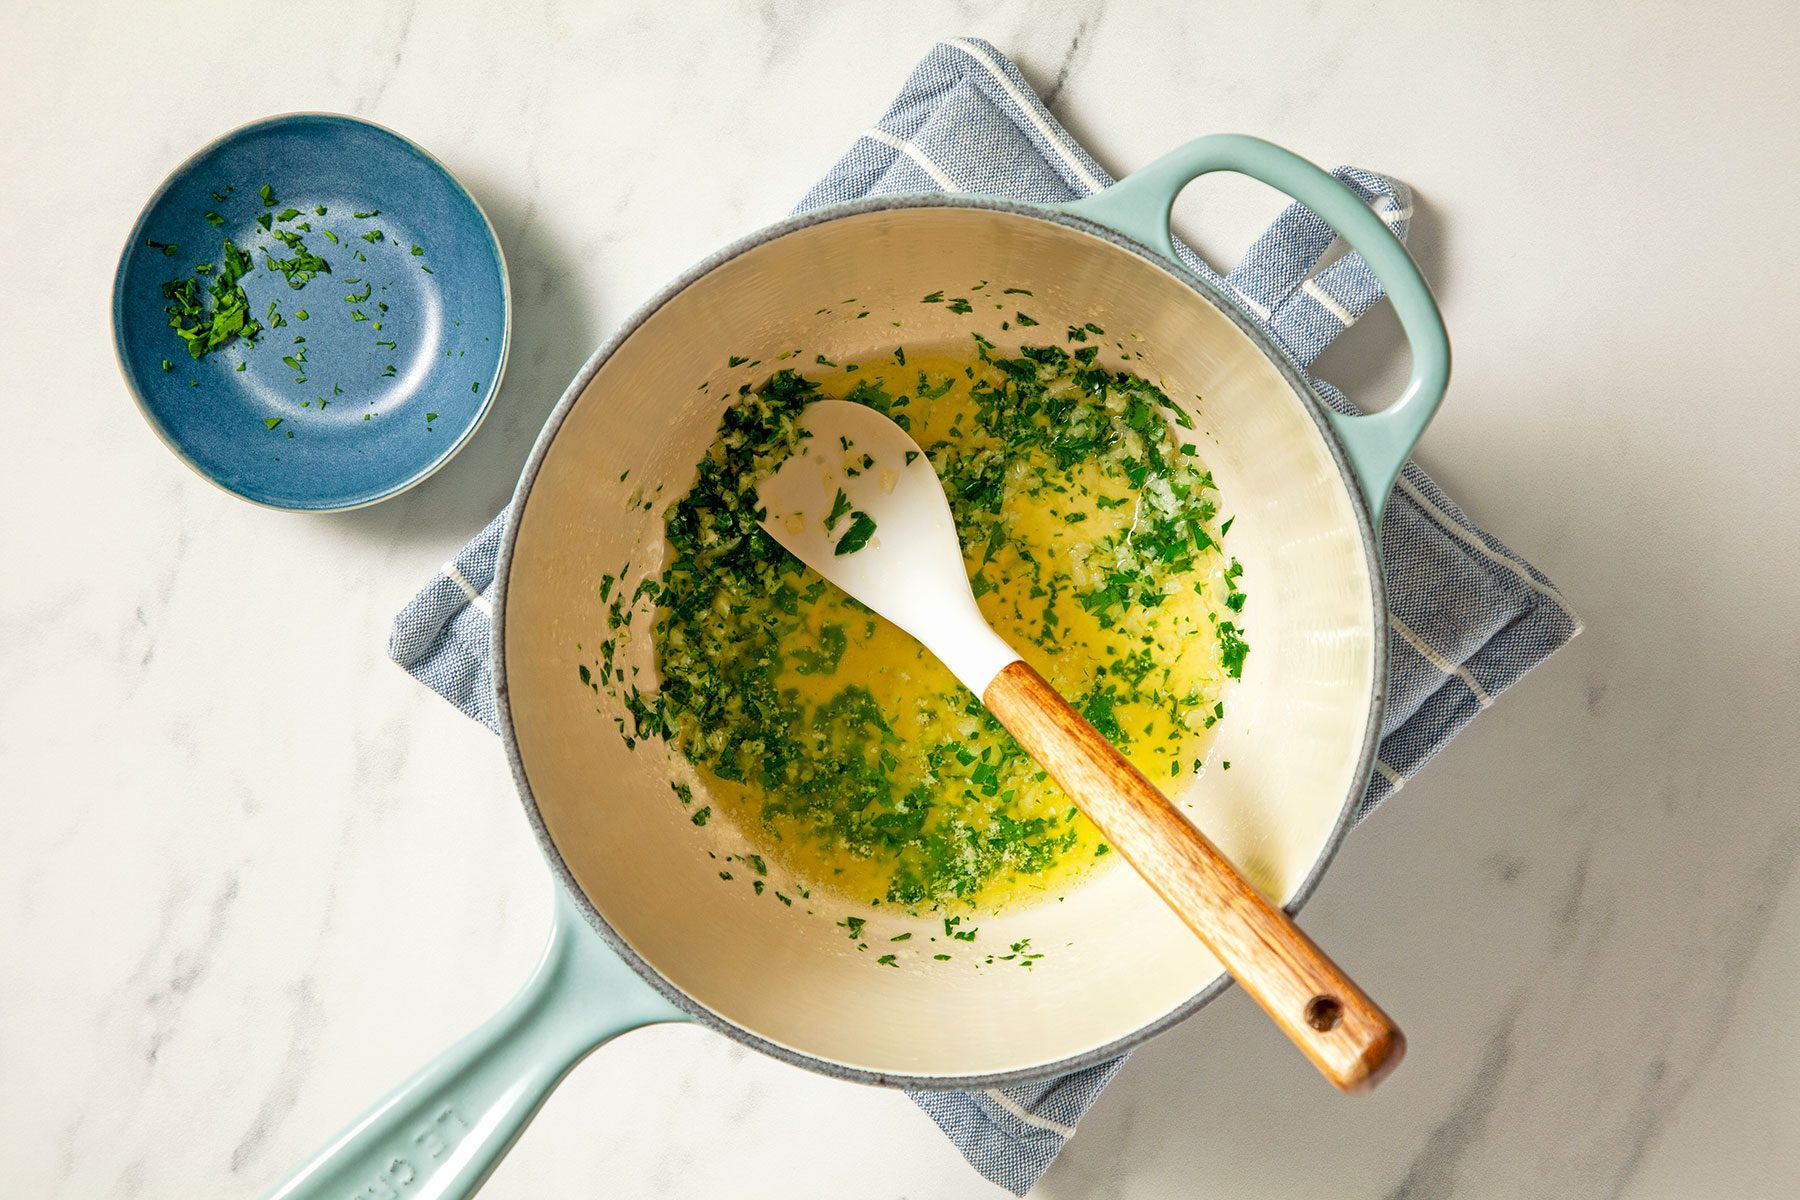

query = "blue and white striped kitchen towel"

[{"left": 390, "top": 37, "right": 1580, "bottom": 1195}]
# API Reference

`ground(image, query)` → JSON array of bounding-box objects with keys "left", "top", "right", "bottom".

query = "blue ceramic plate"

[{"left": 113, "top": 114, "right": 509, "bottom": 511}]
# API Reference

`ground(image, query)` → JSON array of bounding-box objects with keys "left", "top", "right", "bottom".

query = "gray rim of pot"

[{"left": 492, "top": 193, "right": 1391, "bottom": 1092}]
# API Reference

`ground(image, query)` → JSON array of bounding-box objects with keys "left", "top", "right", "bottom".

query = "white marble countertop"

[{"left": 6, "top": 1, "right": 1799, "bottom": 1195}]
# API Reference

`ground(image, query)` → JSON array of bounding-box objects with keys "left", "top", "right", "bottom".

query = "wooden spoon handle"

[{"left": 983, "top": 660, "right": 1404, "bottom": 1093}]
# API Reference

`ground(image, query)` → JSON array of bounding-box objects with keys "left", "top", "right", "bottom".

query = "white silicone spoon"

[{"left": 757, "top": 399, "right": 1404, "bottom": 1093}]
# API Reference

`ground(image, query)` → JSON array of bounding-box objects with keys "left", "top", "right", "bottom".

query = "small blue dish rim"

[{"left": 110, "top": 111, "right": 512, "bottom": 513}]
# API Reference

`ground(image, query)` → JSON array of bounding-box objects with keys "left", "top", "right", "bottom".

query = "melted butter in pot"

[{"left": 649, "top": 343, "right": 1249, "bottom": 915}]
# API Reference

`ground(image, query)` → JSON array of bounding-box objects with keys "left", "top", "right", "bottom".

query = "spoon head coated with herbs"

[
  {"left": 756, "top": 397, "right": 1405, "bottom": 1095},
  {"left": 754, "top": 399, "right": 1022, "bottom": 696}
]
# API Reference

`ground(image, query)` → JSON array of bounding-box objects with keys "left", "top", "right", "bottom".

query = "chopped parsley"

[
  {"left": 159, "top": 239, "right": 259, "bottom": 360},
  {"left": 1217, "top": 621, "right": 1249, "bottom": 678},
  {"left": 826, "top": 488, "right": 853, "bottom": 528},
  {"left": 833, "top": 511, "right": 877, "bottom": 556},
  {"left": 619, "top": 338, "right": 1245, "bottom": 914},
  {"left": 263, "top": 229, "right": 331, "bottom": 289}
]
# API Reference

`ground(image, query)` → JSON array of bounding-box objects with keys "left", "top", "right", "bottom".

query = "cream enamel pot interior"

[{"left": 269, "top": 135, "right": 1449, "bottom": 1200}]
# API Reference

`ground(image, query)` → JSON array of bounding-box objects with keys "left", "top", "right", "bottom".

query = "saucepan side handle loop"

[{"left": 1064, "top": 134, "right": 1451, "bottom": 523}]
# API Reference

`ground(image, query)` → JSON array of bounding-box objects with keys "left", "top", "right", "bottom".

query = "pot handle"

[
  {"left": 263, "top": 888, "right": 688, "bottom": 1200},
  {"left": 1063, "top": 134, "right": 1451, "bottom": 522}
]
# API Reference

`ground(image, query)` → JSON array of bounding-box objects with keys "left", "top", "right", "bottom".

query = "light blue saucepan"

[{"left": 269, "top": 135, "right": 1449, "bottom": 1198}]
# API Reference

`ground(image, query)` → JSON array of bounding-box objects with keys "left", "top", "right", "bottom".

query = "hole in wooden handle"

[{"left": 1305, "top": 995, "right": 1344, "bottom": 1032}]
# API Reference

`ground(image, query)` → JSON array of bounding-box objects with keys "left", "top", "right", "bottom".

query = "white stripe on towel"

[
  {"left": 1392, "top": 476, "right": 1579, "bottom": 627},
  {"left": 985, "top": 1089, "right": 1076, "bottom": 1136},
  {"left": 1388, "top": 614, "right": 1492, "bottom": 707},
  {"left": 1301, "top": 278, "right": 1356, "bottom": 324},
  {"left": 1232, "top": 288, "right": 1273, "bottom": 320},
  {"left": 1373, "top": 759, "right": 1406, "bottom": 791},
  {"left": 443, "top": 562, "right": 493, "bottom": 616},
  {"left": 943, "top": 38, "right": 1105, "bottom": 196},
  {"left": 862, "top": 127, "right": 963, "bottom": 192}
]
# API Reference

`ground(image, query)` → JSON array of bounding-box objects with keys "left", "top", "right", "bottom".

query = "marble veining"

[
  {"left": 5, "top": 1, "right": 1800, "bottom": 1197},
  {"left": 229, "top": 976, "right": 322, "bottom": 1177},
  {"left": 1383, "top": 996, "right": 1524, "bottom": 1200}
]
